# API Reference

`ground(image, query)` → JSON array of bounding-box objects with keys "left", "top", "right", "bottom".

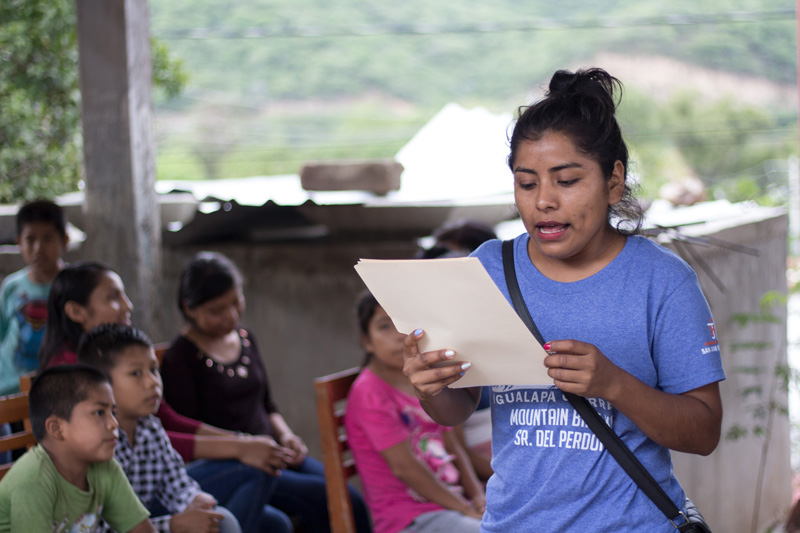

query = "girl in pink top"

[{"left": 345, "top": 291, "right": 484, "bottom": 533}]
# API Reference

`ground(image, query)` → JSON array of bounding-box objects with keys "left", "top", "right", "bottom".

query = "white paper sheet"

[{"left": 354, "top": 257, "right": 551, "bottom": 387}]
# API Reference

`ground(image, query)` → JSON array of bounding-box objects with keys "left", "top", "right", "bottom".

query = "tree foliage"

[
  {"left": 0, "top": 0, "right": 81, "bottom": 203},
  {"left": 0, "top": 0, "right": 187, "bottom": 204},
  {"left": 664, "top": 93, "right": 796, "bottom": 201}
]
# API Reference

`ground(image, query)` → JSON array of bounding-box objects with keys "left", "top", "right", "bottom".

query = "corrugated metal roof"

[{"left": 150, "top": 103, "right": 518, "bottom": 244}]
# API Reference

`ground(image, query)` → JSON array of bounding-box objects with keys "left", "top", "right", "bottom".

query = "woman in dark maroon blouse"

[
  {"left": 161, "top": 251, "right": 372, "bottom": 533},
  {"left": 163, "top": 328, "right": 276, "bottom": 435}
]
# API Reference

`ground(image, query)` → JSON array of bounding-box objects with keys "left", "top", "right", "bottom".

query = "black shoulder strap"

[
  {"left": 501, "top": 239, "right": 690, "bottom": 528},
  {"left": 502, "top": 240, "right": 545, "bottom": 344}
]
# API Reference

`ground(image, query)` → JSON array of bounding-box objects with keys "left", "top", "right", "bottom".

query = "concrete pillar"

[{"left": 75, "top": 0, "right": 163, "bottom": 340}]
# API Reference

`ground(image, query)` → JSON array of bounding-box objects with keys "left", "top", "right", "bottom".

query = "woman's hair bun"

[
  {"left": 548, "top": 69, "right": 581, "bottom": 95},
  {"left": 547, "top": 68, "right": 620, "bottom": 115}
]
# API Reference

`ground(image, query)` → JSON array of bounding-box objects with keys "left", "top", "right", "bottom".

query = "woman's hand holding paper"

[
  {"left": 403, "top": 328, "right": 468, "bottom": 397},
  {"left": 403, "top": 328, "right": 481, "bottom": 427},
  {"left": 542, "top": 339, "right": 624, "bottom": 400}
]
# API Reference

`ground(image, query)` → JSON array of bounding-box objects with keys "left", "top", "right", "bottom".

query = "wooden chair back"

[
  {"left": 0, "top": 392, "right": 36, "bottom": 480},
  {"left": 314, "top": 367, "right": 362, "bottom": 533},
  {"left": 153, "top": 342, "right": 170, "bottom": 367},
  {"left": 18, "top": 372, "right": 34, "bottom": 394}
]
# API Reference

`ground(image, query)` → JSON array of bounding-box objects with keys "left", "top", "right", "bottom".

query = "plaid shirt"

[{"left": 101, "top": 415, "right": 202, "bottom": 532}]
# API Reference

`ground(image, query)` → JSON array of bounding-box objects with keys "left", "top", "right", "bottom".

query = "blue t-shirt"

[
  {"left": 0, "top": 268, "right": 49, "bottom": 395},
  {"left": 473, "top": 234, "right": 725, "bottom": 532}
]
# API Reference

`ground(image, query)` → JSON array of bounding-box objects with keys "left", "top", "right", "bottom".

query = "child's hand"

[
  {"left": 471, "top": 493, "right": 486, "bottom": 515},
  {"left": 458, "top": 501, "right": 484, "bottom": 520},
  {"left": 237, "top": 434, "right": 295, "bottom": 475},
  {"left": 464, "top": 506, "right": 484, "bottom": 520},
  {"left": 278, "top": 433, "right": 307, "bottom": 466},
  {"left": 169, "top": 507, "right": 223, "bottom": 533},
  {"left": 188, "top": 492, "right": 217, "bottom": 510}
]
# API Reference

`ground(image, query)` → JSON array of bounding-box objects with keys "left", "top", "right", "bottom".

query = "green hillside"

[
  {"left": 149, "top": 0, "right": 795, "bottom": 104},
  {"left": 148, "top": 0, "right": 798, "bottom": 201}
]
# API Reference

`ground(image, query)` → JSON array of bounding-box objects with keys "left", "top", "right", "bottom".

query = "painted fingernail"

[
  {"left": 461, "top": 362, "right": 472, "bottom": 371},
  {"left": 543, "top": 342, "right": 551, "bottom": 351},
  {"left": 414, "top": 328, "right": 423, "bottom": 336},
  {"left": 444, "top": 350, "right": 455, "bottom": 358}
]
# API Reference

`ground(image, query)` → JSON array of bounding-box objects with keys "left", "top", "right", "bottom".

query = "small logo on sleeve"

[{"left": 703, "top": 318, "right": 720, "bottom": 353}]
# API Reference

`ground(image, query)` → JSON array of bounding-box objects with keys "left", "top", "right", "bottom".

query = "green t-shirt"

[{"left": 0, "top": 445, "right": 149, "bottom": 532}]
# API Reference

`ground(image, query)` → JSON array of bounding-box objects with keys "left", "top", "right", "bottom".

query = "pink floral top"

[{"left": 345, "top": 367, "right": 460, "bottom": 533}]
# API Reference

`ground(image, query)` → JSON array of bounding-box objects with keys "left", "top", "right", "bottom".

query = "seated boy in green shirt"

[{"left": 0, "top": 364, "right": 155, "bottom": 532}]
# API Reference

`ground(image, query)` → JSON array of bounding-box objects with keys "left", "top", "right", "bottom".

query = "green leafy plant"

[{"left": 725, "top": 290, "right": 793, "bottom": 533}]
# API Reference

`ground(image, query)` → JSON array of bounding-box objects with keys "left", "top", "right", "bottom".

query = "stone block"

[{"left": 300, "top": 160, "right": 403, "bottom": 195}]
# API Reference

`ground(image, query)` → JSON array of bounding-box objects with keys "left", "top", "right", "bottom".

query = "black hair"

[
  {"left": 16, "top": 199, "right": 68, "bottom": 239},
  {"left": 77, "top": 323, "right": 153, "bottom": 380},
  {"left": 178, "top": 251, "right": 243, "bottom": 321},
  {"left": 356, "top": 290, "right": 381, "bottom": 367},
  {"left": 417, "top": 220, "right": 497, "bottom": 259},
  {"left": 29, "top": 364, "right": 110, "bottom": 442},
  {"left": 508, "top": 68, "right": 643, "bottom": 234},
  {"left": 433, "top": 219, "right": 497, "bottom": 253},
  {"left": 38, "top": 261, "right": 117, "bottom": 368}
]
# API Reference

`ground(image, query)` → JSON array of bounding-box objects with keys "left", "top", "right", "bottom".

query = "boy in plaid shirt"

[{"left": 77, "top": 323, "right": 241, "bottom": 533}]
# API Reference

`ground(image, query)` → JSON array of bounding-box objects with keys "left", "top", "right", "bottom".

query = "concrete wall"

[
  {"left": 0, "top": 209, "right": 791, "bottom": 532},
  {"left": 661, "top": 211, "right": 791, "bottom": 533}
]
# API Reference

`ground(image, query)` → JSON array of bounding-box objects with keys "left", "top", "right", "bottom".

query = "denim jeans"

[
  {"left": 213, "top": 506, "right": 242, "bottom": 533},
  {"left": 270, "top": 456, "right": 372, "bottom": 533},
  {"left": 147, "top": 502, "right": 242, "bottom": 533},
  {"left": 186, "top": 459, "right": 293, "bottom": 533}
]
